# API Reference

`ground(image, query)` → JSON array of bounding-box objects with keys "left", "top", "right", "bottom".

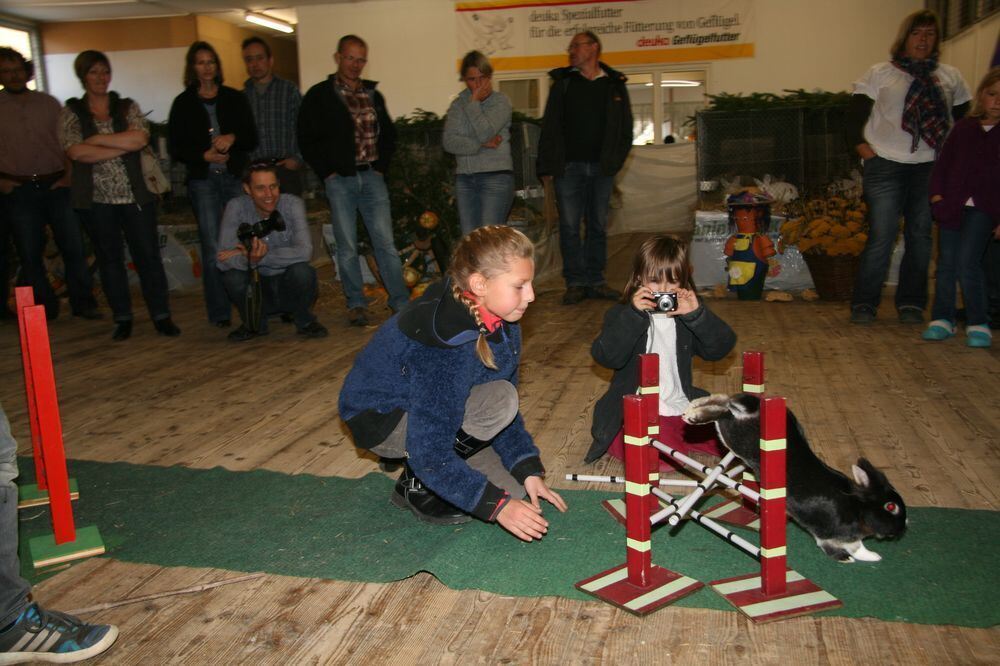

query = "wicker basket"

[{"left": 802, "top": 253, "right": 861, "bottom": 301}]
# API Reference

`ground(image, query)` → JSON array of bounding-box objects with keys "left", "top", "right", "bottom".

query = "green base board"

[
  {"left": 28, "top": 524, "right": 106, "bottom": 569},
  {"left": 18, "top": 478, "right": 80, "bottom": 509}
]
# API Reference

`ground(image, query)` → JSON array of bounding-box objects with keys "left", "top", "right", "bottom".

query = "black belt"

[
  {"left": 0, "top": 170, "right": 65, "bottom": 185},
  {"left": 355, "top": 163, "right": 372, "bottom": 172}
]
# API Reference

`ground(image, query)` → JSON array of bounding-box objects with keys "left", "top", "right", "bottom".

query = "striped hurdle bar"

[
  {"left": 576, "top": 395, "right": 703, "bottom": 616},
  {"left": 14, "top": 288, "right": 80, "bottom": 509},
  {"left": 18, "top": 298, "right": 106, "bottom": 568},
  {"left": 696, "top": 350, "right": 766, "bottom": 530},
  {"left": 707, "top": 396, "right": 841, "bottom": 623}
]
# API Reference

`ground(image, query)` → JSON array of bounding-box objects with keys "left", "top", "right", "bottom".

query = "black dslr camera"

[
  {"left": 651, "top": 291, "right": 678, "bottom": 312},
  {"left": 237, "top": 210, "right": 286, "bottom": 246}
]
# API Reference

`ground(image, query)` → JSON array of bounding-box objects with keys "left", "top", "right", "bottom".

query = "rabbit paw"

[
  {"left": 847, "top": 541, "right": 882, "bottom": 562},
  {"left": 683, "top": 395, "right": 731, "bottom": 424}
]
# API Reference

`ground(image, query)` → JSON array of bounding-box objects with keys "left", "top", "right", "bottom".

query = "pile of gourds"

[{"left": 778, "top": 196, "right": 868, "bottom": 256}]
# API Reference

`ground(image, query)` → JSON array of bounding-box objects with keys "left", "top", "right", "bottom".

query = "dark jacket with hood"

[
  {"left": 536, "top": 62, "right": 633, "bottom": 178},
  {"left": 64, "top": 92, "right": 153, "bottom": 211},
  {"left": 167, "top": 85, "right": 258, "bottom": 181},
  {"left": 588, "top": 300, "right": 736, "bottom": 463},
  {"left": 297, "top": 76, "right": 397, "bottom": 179},
  {"left": 339, "top": 280, "right": 544, "bottom": 521}
]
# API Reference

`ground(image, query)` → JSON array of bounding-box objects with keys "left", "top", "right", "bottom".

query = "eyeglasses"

[{"left": 567, "top": 40, "right": 596, "bottom": 52}]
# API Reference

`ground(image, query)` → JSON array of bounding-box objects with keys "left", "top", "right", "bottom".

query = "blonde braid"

[{"left": 451, "top": 281, "right": 497, "bottom": 370}]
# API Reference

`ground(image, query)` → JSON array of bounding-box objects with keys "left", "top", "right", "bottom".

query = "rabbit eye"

[{"left": 884, "top": 501, "right": 899, "bottom": 515}]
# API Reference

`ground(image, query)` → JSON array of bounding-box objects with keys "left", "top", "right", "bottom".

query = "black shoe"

[
  {"left": 898, "top": 306, "right": 925, "bottom": 324},
  {"left": 227, "top": 324, "right": 258, "bottom": 342},
  {"left": 348, "top": 307, "right": 369, "bottom": 327},
  {"left": 562, "top": 286, "right": 586, "bottom": 305},
  {"left": 111, "top": 321, "right": 132, "bottom": 341},
  {"left": 379, "top": 457, "right": 404, "bottom": 473},
  {"left": 280, "top": 313, "right": 294, "bottom": 323},
  {"left": 391, "top": 463, "right": 471, "bottom": 525},
  {"left": 72, "top": 306, "right": 102, "bottom": 320},
  {"left": 297, "top": 320, "right": 329, "bottom": 338},
  {"left": 214, "top": 319, "right": 231, "bottom": 329},
  {"left": 154, "top": 317, "right": 181, "bottom": 337},
  {"left": 850, "top": 306, "right": 876, "bottom": 325},
  {"left": 585, "top": 284, "right": 620, "bottom": 300}
]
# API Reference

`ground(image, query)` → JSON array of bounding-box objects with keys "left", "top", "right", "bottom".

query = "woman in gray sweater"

[{"left": 442, "top": 51, "right": 513, "bottom": 236}]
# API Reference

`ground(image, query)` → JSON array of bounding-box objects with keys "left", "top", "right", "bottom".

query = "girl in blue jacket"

[{"left": 340, "top": 226, "right": 567, "bottom": 541}]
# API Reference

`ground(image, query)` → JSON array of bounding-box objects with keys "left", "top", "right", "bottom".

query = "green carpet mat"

[{"left": 16, "top": 458, "right": 998, "bottom": 628}]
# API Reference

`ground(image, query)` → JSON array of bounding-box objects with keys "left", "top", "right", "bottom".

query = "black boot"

[
  {"left": 391, "top": 463, "right": 471, "bottom": 525},
  {"left": 111, "top": 320, "right": 132, "bottom": 341}
]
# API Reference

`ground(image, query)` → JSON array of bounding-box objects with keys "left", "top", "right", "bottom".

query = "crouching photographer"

[{"left": 216, "top": 163, "right": 327, "bottom": 342}]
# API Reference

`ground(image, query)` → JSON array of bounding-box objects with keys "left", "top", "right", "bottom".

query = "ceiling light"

[
  {"left": 661, "top": 80, "right": 701, "bottom": 87},
  {"left": 245, "top": 11, "right": 294, "bottom": 34}
]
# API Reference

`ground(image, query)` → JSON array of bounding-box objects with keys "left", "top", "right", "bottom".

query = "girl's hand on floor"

[
  {"left": 496, "top": 499, "right": 548, "bottom": 542},
  {"left": 525, "top": 476, "right": 568, "bottom": 513}
]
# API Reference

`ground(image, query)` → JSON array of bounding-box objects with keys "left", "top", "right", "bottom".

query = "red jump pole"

[
  {"left": 741, "top": 351, "right": 763, "bottom": 511},
  {"left": 638, "top": 354, "right": 661, "bottom": 515},
  {"left": 15, "top": 287, "right": 46, "bottom": 491},
  {"left": 623, "top": 394, "right": 652, "bottom": 587},
  {"left": 22, "top": 305, "right": 76, "bottom": 544},
  {"left": 758, "top": 396, "right": 787, "bottom": 596}
]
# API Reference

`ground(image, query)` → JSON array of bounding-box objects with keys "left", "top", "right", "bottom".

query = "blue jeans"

[
  {"left": 1, "top": 184, "right": 97, "bottom": 318},
  {"left": 931, "top": 208, "right": 995, "bottom": 326},
  {"left": 455, "top": 171, "right": 514, "bottom": 236},
  {"left": 221, "top": 262, "right": 318, "bottom": 332},
  {"left": 188, "top": 172, "right": 243, "bottom": 323},
  {"left": 851, "top": 156, "right": 934, "bottom": 312},
  {"left": 553, "top": 161, "right": 614, "bottom": 288},
  {"left": 79, "top": 203, "right": 171, "bottom": 323},
  {"left": 0, "top": 401, "right": 30, "bottom": 628},
  {"left": 324, "top": 170, "right": 409, "bottom": 312},
  {"left": 986, "top": 237, "right": 1000, "bottom": 324}
]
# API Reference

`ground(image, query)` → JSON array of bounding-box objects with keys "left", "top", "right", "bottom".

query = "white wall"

[
  {"left": 940, "top": 12, "right": 999, "bottom": 92},
  {"left": 297, "top": 0, "right": 460, "bottom": 119},
  {"left": 43, "top": 47, "right": 186, "bottom": 123},
  {"left": 297, "top": 0, "right": 925, "bottom": 117}
]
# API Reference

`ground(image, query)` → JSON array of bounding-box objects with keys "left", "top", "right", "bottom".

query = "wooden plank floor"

[{"left": 2, "top": 233, "right": 997, "bottom": 664}]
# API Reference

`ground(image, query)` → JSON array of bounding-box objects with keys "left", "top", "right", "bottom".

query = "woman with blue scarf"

[{"left": 847, "top": 10, "right": 971, "bottom": 325}]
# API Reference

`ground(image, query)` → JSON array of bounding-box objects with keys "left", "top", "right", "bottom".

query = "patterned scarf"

[{"left": 894, "top": 55, "right": 949, "bottom": 152}]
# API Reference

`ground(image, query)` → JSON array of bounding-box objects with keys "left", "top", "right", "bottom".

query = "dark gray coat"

[{"left": 588, "top": 301, "right": 736, "bottom": 463}]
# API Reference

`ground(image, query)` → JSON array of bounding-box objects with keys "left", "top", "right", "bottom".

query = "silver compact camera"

[{"left": 651, "top": 291, "right": 678, "bottom": 312}]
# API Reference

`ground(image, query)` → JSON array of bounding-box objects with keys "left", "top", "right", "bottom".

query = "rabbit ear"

[{"left": 851, "top": 463, "right": 870, "bottom": 488}]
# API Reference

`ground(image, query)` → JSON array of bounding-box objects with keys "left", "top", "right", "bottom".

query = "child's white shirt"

[{"left": 646, "top": 312, "right": 690, "bottom": 416}]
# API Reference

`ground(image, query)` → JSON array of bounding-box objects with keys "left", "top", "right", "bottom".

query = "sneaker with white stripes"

[{"left": 0, "top": 603, "right": 118, "bottom": 664}]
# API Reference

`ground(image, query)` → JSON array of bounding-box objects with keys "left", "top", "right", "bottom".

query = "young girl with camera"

[
  {"left": 587, "top": 235, "right": 736, "bottom": 466},
  {"left": 339, "top": 226, "right": 567, "bottom": 542}
]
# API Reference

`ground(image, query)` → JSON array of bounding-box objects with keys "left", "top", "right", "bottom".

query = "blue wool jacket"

[{"left": 339, "top": 281, "right": 543, "bottom": 521}]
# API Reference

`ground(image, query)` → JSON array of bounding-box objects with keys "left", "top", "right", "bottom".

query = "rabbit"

[
  {"left": 754, "top": 175, "right": 799, "bottom": 203},
  {"left": 682, "top": 393, "right": 907, "bottom": 563}
]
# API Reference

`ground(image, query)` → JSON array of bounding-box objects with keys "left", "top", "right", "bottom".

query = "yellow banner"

[{"left": 456, "top": 0, "right": 755, "bottom": 71}]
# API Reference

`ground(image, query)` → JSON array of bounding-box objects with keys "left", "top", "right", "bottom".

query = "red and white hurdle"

[{"left": 575, "top": 351, "right": 841, "bottom": 622}]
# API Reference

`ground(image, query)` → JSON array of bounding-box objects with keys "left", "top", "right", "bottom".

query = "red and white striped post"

[
  {"left": 622, "top": 394, "right": 652, "bottom": 587},
  {"left": 638, "top": 354, "right": 661, "bottom": 516},
  {"left": 741, "top": 351, "right": 764, "bottom": 511},
  {"left": 758, "top": 396, "right": 788, "bottom": 596}
]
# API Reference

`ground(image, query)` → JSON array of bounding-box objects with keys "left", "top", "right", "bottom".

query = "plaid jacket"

[{"left": 244, "top": 76, "right": 302, "bottom": 163}]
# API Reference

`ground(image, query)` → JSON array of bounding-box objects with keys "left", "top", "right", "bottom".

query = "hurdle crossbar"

[
  {"left": 667, "top": 451, "right": 738, "bottom": 526},
  {"left": 651, "top": 439, "right": 761, "bottom": 505},
  {"left": 565, "top": 473, "right": 699, "bottom": 488},
  {"left": 650, "top": 487, "right": 761, "bottom": 559}
]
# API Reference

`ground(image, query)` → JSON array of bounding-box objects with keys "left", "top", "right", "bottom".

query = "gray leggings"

[{"left": 371, "top": 380, "right": 525, "bottom": 497}]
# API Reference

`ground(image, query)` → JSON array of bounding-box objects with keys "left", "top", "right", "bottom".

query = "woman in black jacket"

[{"left": 168, "top": 41, "right": 257, "bottom": 327}]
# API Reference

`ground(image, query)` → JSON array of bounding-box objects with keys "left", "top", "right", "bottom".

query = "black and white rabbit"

[{"left": 682, "top": 393, "right": 907, "bottom": 563}]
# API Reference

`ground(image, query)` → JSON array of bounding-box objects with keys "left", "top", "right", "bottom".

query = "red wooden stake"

[
  {"left": 15, "top": 287, "right": 47, "bottom": 491},
  {"left": 23, "top": 305, "right": 75, "bottom": 544},
  {"left": 759, "top": 396, "right": 787, "bottom": 596},
  {"left": 623, "top": 395, "right": 651, "bottom": 588}
]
